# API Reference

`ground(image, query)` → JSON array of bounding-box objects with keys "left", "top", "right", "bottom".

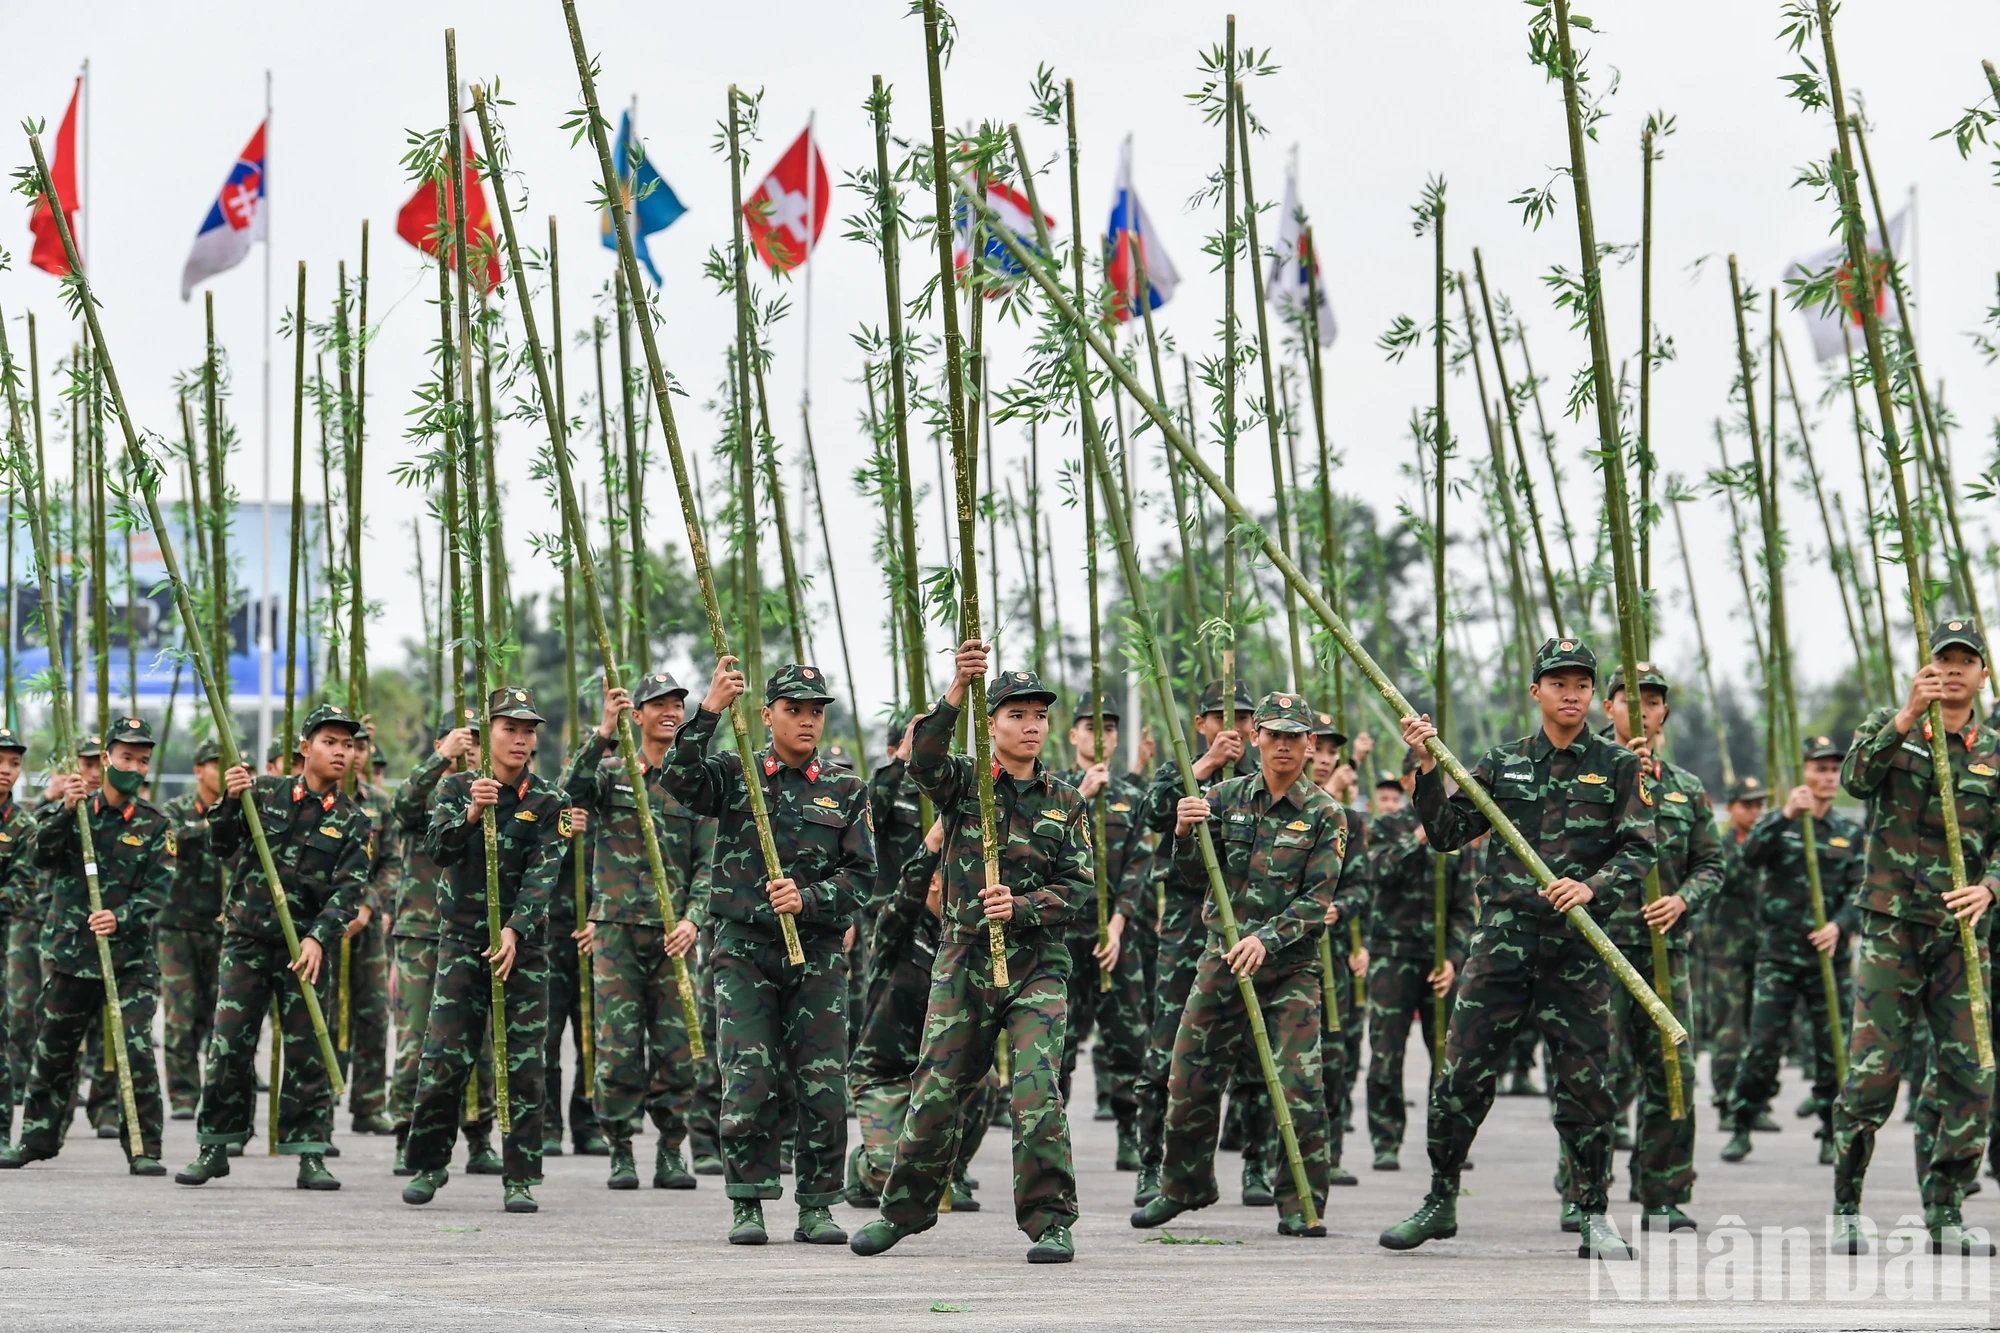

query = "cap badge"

[
  {"left": 1559, "top": 641, "right": 1574, "bottom": 652},
  {"left": 802, "top": 668, "right": 816, "bottom": 679},
  {"left": 329, "top": 705, "right": 344, "bottom": 714},
  {"left": 1950, "top": 621, "right": 1966, "bottom": 631},
  {"left": 1277, "top": 696, "right": 1291, "bottom": 707},
  {"left": 515, "top": 691, "right": 527, "bottom": 702}
]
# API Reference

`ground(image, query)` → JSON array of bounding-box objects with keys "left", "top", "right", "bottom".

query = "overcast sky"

[{"left": 4, "top": 0, "right": 1997, "bottom": 741}]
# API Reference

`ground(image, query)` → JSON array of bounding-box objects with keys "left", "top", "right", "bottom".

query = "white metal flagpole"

[{"left": 258, "top": 68, "right": 273, "bottom": 762}]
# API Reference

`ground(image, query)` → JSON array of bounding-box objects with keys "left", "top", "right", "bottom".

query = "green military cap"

[
  {"left": 1195, "top": 678, "right": 1256, "bottom": 717},
  {"left": 192, "top": 740, "right": 221, "bottom": 767},
  {"left": 301, "top": 701, "right": 364, "bottom": 740},
  {"left": 1072, "top": 690, "right": 1120, "bottom": 725},
  {"left": 1311, "top": 710, "right": 1349, "bottom": 746},
  {"left": 1932, "top": 617, "right": 1987, "bottom": 663},
  {"left": 1803, "top": 733, "right": 1846, "bottom": 762},
  {"left": 823, "top": 742, "right": 855, "bottom": 773},
  {"left": 1725, "top": 775, "right": 1767, "bottom": 804},
  {"left": 1533, "top": 636, "right": 1598, "bottom": 683},
  {"left": 1252, "top": 691, "right": 1316, "bottom": 734},
  {"left": 265, "top": 738, "right": 288, "bottom": 764},
  {"left": 107, "top": 716, "right": 156, "bottom": 748},
  {"left": 488, "top": 685, "right": 548, "bottom": 724},
  {"left": 632, "top": 671, "right": 688, "bottom": 707},
  {"left": 76, "top": 733, "right": 105, "bottom": 758},
  {"left": 369, "top": 744, "right": 387, "bottom": 767},
  {"left": 1606, "top": 660, "right": 1670, "bottom": 700},
  {"left": 433, "top": 707, "right": 481, "bottom": 740},
  {"left": 0, "top": 726, "right": 26, "bottom": 754},
  {"left": 1374, "top": 773, "right": 1404, "bottom": 792},
  {"left": 987, "top": 667, "right": 1057, "bottom": 713},
  {"left": 766, "top": 663, "right": 837, "bottom": 705}
]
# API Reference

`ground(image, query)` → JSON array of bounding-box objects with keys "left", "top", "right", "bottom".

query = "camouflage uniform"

[
  {"left": 1321, "top": 801, "right": 1371, "bottom": 1170},
  {"left": 330, "top": 778, "right": 394, "bottom": 1125},
  {"left": 542, "top": 812, "right": 600, "bottom": 1150},
  {"left": 194, "top": 727, "right": 372, "bottom": 1155},
  {"left": 7, "top": 898, "right": 41, "bottom": 1103},
  {"left": 1155, "top": 693, "right": 1346, "bottom": 1225},
  {"left": 850, "top": 843, "right": 942, "bottom": 1198},
  {"left": 0, "top": 762, "right": 33, "bottom": 1114},
  {"left": 157, "top": 784, "right": 226, "bottom": 1117},
  {"left": 405, "top": 688, "right": 567, "bottom": 1187},
  {"left": 1410, "top": 641, "right": 1656, "bottom": 1215},
  {"left": 1363, "top": 803, "right": 1474, "bottom": 1162},
  {"left": 663, "top": 665, "right": 872, "bottom": 1207},
  {"left": 1833, "top": 679, "right": 2000, "bottom": 1212},
  {"left": 1703, "top": 779, "right": 1768, "bottom": 1113},
  {"left": 875, "top": 670, "right": 1089, "bottom": 1240}
]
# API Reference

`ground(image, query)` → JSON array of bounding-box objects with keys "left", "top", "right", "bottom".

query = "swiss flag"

[
  {"left": 743, "top": 126, "right": 828, "bottom": 273},
  {"left": 28, "top": 79, "right": 81, "bottom": 277},
  {"left": 395, "top": 131, "right": 501, "bottom": 292}
]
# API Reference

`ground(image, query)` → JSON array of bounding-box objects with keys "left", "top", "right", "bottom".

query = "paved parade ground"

[{"left": 3, "top": 1054, "right": 1986, "bottom": 1331}]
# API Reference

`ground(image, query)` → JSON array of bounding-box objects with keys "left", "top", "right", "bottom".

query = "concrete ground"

[{"left": 0, "top": 1051, "right": 1985, "bottom": 1331}]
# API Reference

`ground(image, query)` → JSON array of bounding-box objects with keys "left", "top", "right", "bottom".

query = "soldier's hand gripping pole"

[
  {"left": 471, "top": 87, "right": 708, "bottom": 1048},
  {"left": 958, "top": 158, "right": 1687, "bottom": 1048},
  {"left": 22, "top": 133, "right": 348, "bottom": 1095}
]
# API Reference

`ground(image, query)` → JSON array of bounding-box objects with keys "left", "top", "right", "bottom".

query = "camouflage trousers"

[
  {"left": 196, "top": 935, "right": 340, "bottom": 1152},
  {"left": 406, "top": 935, "right": 549, "bottom": 1184},
  {"left": 590, "top": 921, "right": 695, "bottom": 1150},
  {"left": 1366, "top": 954, "right": 1451, "bottom": 1159},
  {"left": 1096, "top": 920, "right": 1158, "bottom": 1109},
  {"left": 1560, "top": 951, "right": 1696, "bottom": 1208},
  {"left": 713, "top": 934, "right": 845, "bottom": 1204},
  {"left": 1320, "top": 956, "right": 1364, "bottom": 1167},
  {"left": 880, "top": 937, "right": 1077, "bottom": 1239},
  {"left": 1706, "top": 944, "right": 1758, "bottom": 1111},
  {"left": 7, "top": 913, "right": 41, "bottom": 1100},
  {"left": 334, "top": 915, "right": 390, "bottom": 1121},
  {"left": 1834, "top": 910, "right": 1994, "bottom": 1209},
  {"left": 14, "top": 968, "right": 163, "bottom": 1161},
  {"left": 1429, "top": 927, "right": 1615, "bottom": 1210},
  {"left": 688, "top": 923, "right": 721, "bottom": 1161},
  {"left": 0, "top": 913, "right": 12, "bottom": 1112},
  {"left": 1060, "top": 929, "right": 1145, "bottom": 1118},
  {"left": 1135, "top": 910, "right": 1205, "bottom": 1175},
  {"left": 156, "top": 927, "right": 221, "bottom": 1115},
  {"left": 543, "top": 920, "right": 599, "bottom": 1146},
  {"left": 1727, "top": 954, "right": 1847, "bottom": 1139},
  {"left": 1160, "top": 952, "right": 1329, "bottom": 1219},
  {"left": 850, "top": 932, "right": 940, "bottom": 1198}
]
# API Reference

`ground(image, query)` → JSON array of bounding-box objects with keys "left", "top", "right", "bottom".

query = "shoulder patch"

[
  {"left": 558, "top": 809, "right": 575, "bottom": 839},
  {"left": 165, "top": 829, "right": 178, "bottom": 857},
  {"left": 1636, "top": 780, "right": 1653, "bottom": 806}
]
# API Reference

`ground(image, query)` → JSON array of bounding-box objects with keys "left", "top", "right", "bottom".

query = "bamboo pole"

[
  {"left": 1472, "top": 258, "right": 1564, "bottom": 639},
  {"left": 1219, "top": 19, "right": 1240, "bottom": 778},
  {"left": 726, "top": 89, "right": 769, "bottom": 695},
  {"left": 614, "top": 270, "right": 645, "bottom": 675},
  {"left": 749, "top": 360, "right": 807, "bottom": 662},
  {"left": 592, "top": 315, "right": 624, "bottom": 657},
  {"left": 1669, "top": 493, "right": 1736, "bottom": 787},
  {"left": 1774, "top": 329, "right": 1872, "bottom": 694},
  {"left": 799, "top": 401, "right": 868, "bottom": 775},
  {"left": 1457, "top": 269, "right": 1539, "bottom": 692},
  {"left": 1300, "top": 230, "right": 1346, "bottom": 737}
]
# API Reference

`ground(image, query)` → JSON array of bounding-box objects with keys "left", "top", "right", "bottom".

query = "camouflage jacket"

[
  {"left": 1333, "top": 811, "right": 1374, "bottom": 948},
  {"left": 214, "top": 773, "right": 371, "bottom": 952},
  {"left": 1049, "top": 766, "right": 1156, "bottom": 936},
  {"left": 1413, "top": 726, "right": 1656, "bottom": 935},
  {"left": 33, "top": 791, "right": 175, "bottom": 978},
  {"left": 903, "top": 700, "right": 1090, "bottom": 948},
  {"left": 1841, "top": 705, "right": 2000, "bottom": 925},
  {"left": 1363, "top": 805, "right": 1475, "bottom": 961},
  {"left": 870, "top": 843, "right": 943, "bottom": 982},
  {"left": 663, "top": 706, "right": 873, "bottom": 948},
  {"left": 157, "top": 793, "right": 227, "bottom": 933},
  {"left": 354, "top": 781, "right": 399, "bottom": 919},
  {"left": 426, "top": 769, "right": 568, "bottom": 944},
  {"left": 563, "top": 732, "right": 713, "bottom": 929},
  {"left": 1741, "top": 806, "right": 1866, "bottom": 963},
  {"left": 391, "top": 750, "right": 457, "bottom": 942},
  {"left": 1172, "top": 771, "right": 1348, "bottom": 971},
  {"left": 0, "top": 798, "right": 35, "bottom": 920},
  {"left": 1604, "top": 757, "right": 1726, "bottom": 954},
  {"left": 1702, "top": 825, "right": 1762, "bottom": 964},
  {"left": 549, "top": 826, "right": 590, "bottom": 932},
  {"left": 1142, "top": 749, "right": 1259, "bottom": 921},
  {"left": 867, "top": 757, "right": 928, "bottom": 913}
]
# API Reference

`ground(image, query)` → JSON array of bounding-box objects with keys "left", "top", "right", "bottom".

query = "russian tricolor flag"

[
  {"left": 180, "top": 121, "right": 266, "bottom": 301},
  {"left": 1105, "top": 139, "right": 1178, "bottom": 323}
]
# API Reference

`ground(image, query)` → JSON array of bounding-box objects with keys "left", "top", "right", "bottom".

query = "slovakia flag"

[
  {"left": 180, "top": 121, "right": 266, "bottom": 301},
  {"left": 953, "top": 176, "right": 1055, "bottom": 295},
  {"left": 1104, "top": 139, "right": 1178, "bottom": 322}
]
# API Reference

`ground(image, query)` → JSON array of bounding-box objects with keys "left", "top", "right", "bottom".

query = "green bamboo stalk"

[
  {"left": 1637, "top": 124, "right": 1658, "bottom": 640},
  {"left": 1669, "top": 493, "right": 1736, "bottom": 786},
  {"left": 614, "top": 269, "right": 644, "bottom": 675},
  {"left": 1472, "top": 258, "right": 1564, "bottom": 640},
  {"left": 1300, "top": 229, "right": 1346, "bottom": 736},
  {"left": 1843, "top": 332, "right": 1896, "bottom": 692},
  {"left": 1219, "top": 19, "right": 1240, "bottom": 773},
  {"left": 1775, "top": 327, "right": 1871, "bottom": 694},
  {"left": 726, "top": 88, "right": 770, "bottom": 699},
  {"left": 748, "top": 358, "right": 807, "bottom": 662},
  {"left": 592, "top": 315, "right": 624, "bottom": 657},
  {"left": 285, "top": 264, "right": 304, "bottom": 784},
  {"left": 799, "top": 402, "right": 868, "bottom": 775},
  {"left": 1456, "top": 269, "right": 1539, "bottom": 693},
  {"left": 1514, "top": 318, "right": 1587, "bottom": 621}
]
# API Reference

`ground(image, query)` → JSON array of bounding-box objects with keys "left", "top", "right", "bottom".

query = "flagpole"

[
  {"left": 258, "top": 68, "right": 274, "bottom": 763},
  {"left": 1120, "top": 134, "right": 1141, "bottom": 776},
  {"left": 81, "top": 58, "right": 89, "bottom": 275},
  {"left": 803, "top": 109, "right": 816, "bottom": 405}
]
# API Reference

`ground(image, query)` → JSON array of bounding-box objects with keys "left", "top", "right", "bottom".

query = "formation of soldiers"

[{"left": 3, "top": 621, "right": 2000, "bottom": 1262}]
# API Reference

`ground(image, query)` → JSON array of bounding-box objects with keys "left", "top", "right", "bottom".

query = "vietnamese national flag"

[
  {"left": 743, "top": 125, "right": 829, "bottom": 273},
  {"left": 395, "top": 131, "right": 501, "bottom": 292},
  {"left": 28, "top": 79, "right": 81, "bottom": 277}
]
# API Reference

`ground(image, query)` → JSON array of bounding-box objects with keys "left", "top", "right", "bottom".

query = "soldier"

[
  {"left": 1051, "top": 690, "right": 1153, "bottom": 1173},
  {"left": 0, "top": 727, "right": 32, "bottom": 1119},
  {"left": 665, "top": 659, "right": 873, "bottom": 1247},
  {"left": 1829, "top": 621, "right": 2000, "bottom": 1255},
  {"left": 565, "top": 670, "right": 710, "bottom": 1192},
  {"left": 850, "top": 645, "right": 1089, "bottom": 1263},
  {"left": 401, "top": 686, "right": 567, "bottom": 1215},
  {"left": 173, "top": 703, "right": 370, "bottom": 1190},
  {"left": 1379, "top": 638, "right": 1656, "bottom": 1260},
  {"left": 0, "top": 718, "right": 171, "bottom": 1172},
  {"left": 1572, "top": 663, "right": 1724, "bottom": 1233},
  {"left": 542, "top": 796, "right": 599, "bottom": 1159},
  {"left": 1309, "top": 712, "right": 1369, "bottom": 1187},
  {"left": 1705, "top": 777, "right": 1768, "bottom": 1128},
  {"left": 1363, "top": 747, "right": 1473, "bottom": 1172},
  {"left": 341, "top": 728, "right": 396, "bottom": 1135},
  {"left": 157, "top": 740, "right": 226, "bottom": 1120},
  {"left": 389, "top": 717, "right": 504, "bottom": 1175},
  {"left": 1720, "top": 737, "right": 1861, "bottom": 1167},
  {"left": 1130, "top": 691, "right": 1350, "bottom": 1238}
]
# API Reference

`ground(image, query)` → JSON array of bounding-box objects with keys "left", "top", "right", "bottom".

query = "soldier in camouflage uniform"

[
  {"left": 666, "top": 659, "right": 873, "bottom": 1247},
  {"left": 1720, "top": 736, "right": 1861, "bottom": 1167},
  {"left": 1310, "top": 714, "right": 1369, "bottom": 1186},
  {"left": 1380, "top": 638, "right": 1656, "bottom": 1260},
  {"left": 1051, "top": 691, "right": 1153, "bottom": 1173},
  {"left": 850, "top": 646, "right": 1089, "bottom": 1264},
  {"left": 390, "top": 717, "right": 500, "bottom": 1175},
  {"left": 1, "top": 718, "right": 173, "bottom": 1173},
  {"left": 566, "top": 670, "right": 710, "bottom": 1191},
  {"left": 402, "top": 686, "right": 568, "bottom": 1215},
  {"left": 339, "top": 732, "right": 396, "bottom": 1134},
  {"left": 157, "top": 740, "right": 226, "bottom": 1119},
  {"left": 542, "top": 795, "right": 601, "bottom": 1158},
  {"left": 1364, "top": 747, "right": 1474, "bottom": 1171},
  {"left": 1704, "top": 777, "right": 1768, "bottom": 1125},
  {"left": 1131, "top": 691, "right": 1351, "bottom": 1237},
  {"left": 1830, "top": 621, "right": 2000, "bottom": 1254},
  {"left": 174, "top": 703, "right": 371, "bottom": 1191},
  {"left": 0, "top": 728, "right": 31, "bottom": 1118}
]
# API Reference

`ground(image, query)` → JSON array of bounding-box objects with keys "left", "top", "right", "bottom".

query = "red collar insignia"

[
  {"left": 805, "top": 759, "right": 821, "bottom": 783},
  {"left": 763, "top": 754, "right": 779, "bottom": 777}
]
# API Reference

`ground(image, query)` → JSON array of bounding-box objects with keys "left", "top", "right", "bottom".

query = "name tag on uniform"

[
  {"left": 613, "top": 784, "right": 634, "bottom": 794},
  {"left": 1226, "top": 812, "right": 1250, "bottom": 824},
  {"left": 1904, "top": 742, "right": 1931, "bottom": 758}
]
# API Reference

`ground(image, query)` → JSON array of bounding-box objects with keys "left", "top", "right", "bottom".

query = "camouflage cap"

[
  {"left": 1725, "top": 774, "right": 1768, "bottom": 805},
  {"left": 987, "top": 668, "right": 1057, "bottom": 713},
  {"left": 1311, "top": 710, "right": 1349, "bottom": 745},
  {"left": 433, "top": 707, "right": 481, "bottom": 740},
  {"left": 192, "top": 739, "right": 221, "bottom": 767},
  {"left": 488, "top": 685, "right": 548, "bottom": 724},
  {"left": 1803, "top": 733, "right": 1847, "bottom": 762},
  {"left": 1072, "top": 690, "right": 1121, "bottom": 725},
  {"left": 106, "top": 716, "right": 156, "bottom": 748},
  {"left": 1252, "top": 691, "right": 1316, "bottom": 734},
  {"left": 1533, "top": 636, "right": 1598, "bottom": 683},
  {"left": 1606, "top": 660, "right": 1670, "bottom": 700},
  {"left": 766, "top": 663, "right": 836, "bottom": 704},
  {"left": 632, "top": 671, "right": 688, "bottom": 707},
  {"left": 1932, "top": 617, "right": 1987, "bottom": 663},
  {"left": 75, "top": 733, "right": 106, "bottom": 759},
  {"left": 301, "top": 701, "right": 364, "bottom": 740},
  {"left": 369, "top": 744, "right": 387, "bottom": 767},
  {"left": 1195, "top": 678, "right": 1256, "bottom": 717},
  {"left": 0, "top": 726, "right": 26, "bottom": 754},
  {"left": 823, "top": 742, "right": 855, "bottom": 773},
  {"left": 265, "top": 738, "right": 289, "bottom": 764}
]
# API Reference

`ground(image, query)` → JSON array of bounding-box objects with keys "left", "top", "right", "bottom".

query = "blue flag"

[{"left": 601, "top": 109, "right": 685, "bottom": 285}]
